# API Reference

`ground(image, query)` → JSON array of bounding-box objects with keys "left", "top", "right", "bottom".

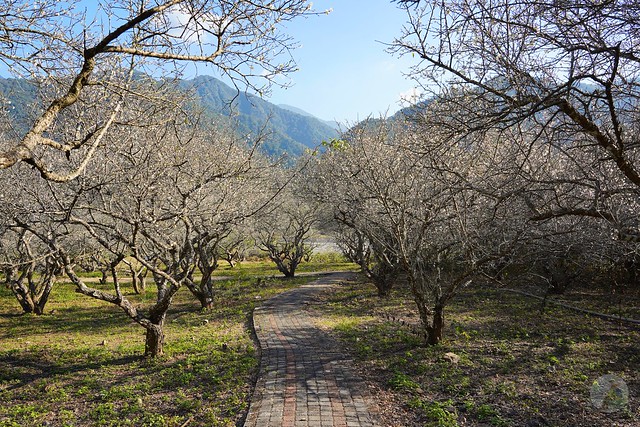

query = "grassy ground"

[
  {"left": 4, "top": 257, "right": 637, "bottom": 427},
  {"left": 0, "top": 259, "right": 347, "bottom": 427},
  {"left": 211, "top": 253, "right": 357, "bottom": 278},
  {"left": 312, "top": 278, "right": 640, "bottom": 427}
]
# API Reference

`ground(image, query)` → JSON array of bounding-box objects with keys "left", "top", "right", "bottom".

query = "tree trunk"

[
  {"left": 427, "top": 304, "right": 444, "bottom": 345},
  {"left": 99, "top": 268, "right": 108, "bottom": 285},
  {"left": 192, "top": 290, "right": 213, "bottom": 310},
  {"left": 200, "top": 271, "right": 214, "bottom": 309},
  {"left": 57, "top": 248, "right": 175, "bottom": 358},
  {"left": 372, "top": 276, "right": 393, "bottom": 297},
  {"left": 412, "top": 291, "right": 432, "bottom": 344},
  {"left": 366, "top": 253, "right": 396, "bottom": 298},
  {"left": 33, "top": 277, "right": 55, "bottom": 315},
  {"left": 131, "top": 269, "right": 147, "bottom": 294},
  {"left": 273, "top": 258, "right": 295, "bottom": 277},
  {"left": 188, "top": 264, "right": 214, "bottom": 309},
  {"left": 154, "top": 273, "right": 169, "bottom": 301},
  {"left": 9, "top": 281, "right": 36, "bottom": 314},
  {"left": 144, "top": 299, "right": 172, "bottom": 357},
  {"left": 411, "top": 284, "right": 445, "bottom": 345},
  {"left": 224, "top": 254, "right": 236, "bottom": 268},
  {"left": 6, "top": 268, "right": 35, "bottom": 314},
  {"left": 144, "top": 323, "right": 165, "bottom": 357},
  {"left": 123, "top": 260, "right": 147, "bottom": 294},
  {"left": 14, "top": 288, "right": 35, "bottom": 314}
]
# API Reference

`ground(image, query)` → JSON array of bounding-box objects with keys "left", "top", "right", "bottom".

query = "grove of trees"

[
  {"left": 1, "top": 0, "right": 639, "bottom": 357},
  {"left": 308, "top": 0, "right": 640, "bottom": 344},
  {"left": 0, "top": 0, "right": 324, "bottom": 357}
]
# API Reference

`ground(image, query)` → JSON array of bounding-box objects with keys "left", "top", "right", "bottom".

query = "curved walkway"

[{"left": 243, "top": 272, "right": 379, "bottom": 427}]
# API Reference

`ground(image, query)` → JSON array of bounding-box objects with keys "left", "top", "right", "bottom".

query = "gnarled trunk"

[
  {"left": 414, "top": 301, "right": 445, "bottom": 346},
  {"left": 6, "top": 265, "right": 56, "bottom": 315},
  {"left": 13, "top": 284, "right": 36, "bottom": 314},
  {"left": 223, "top": 249, "right": 239, "bottom": 268},
  {"left": 144, "top": 323, "right": 165, "bottom": 357},
  {"left": 363, "top": 240, "right": 398, "bottom": 298},
  {"left": 32, "top": 276, "right": 55, "bottom": 315},
  {"left": 426, "top": 304, "right": 444, "bottom": 345},
  {"left": 127, "top": 263, "right": 148, "bottom": 294},
  {"left": 410, "top": 277, "right": 446, "bottom": 346},
  {"left": 144, "top": 301, "right": 169, "bottom": 357},
  {"left": 371, "top": 275, "right": 393, "bottom": 297},
  {"left": 186, "top": 284, "right": 213, "bottom": 310},
  {"left": 367, "top": 259, "right": 396, "bottom": 297},
  {"left": 132, "top": 271, "right": 147, "bottom": 294},
  {"left": 188, "top": 255, "right": 215, "bottom": 309},
  {"left": 271, "top": 255, "right": 298, "bottom": 278},
  {"left": 98, "top": 268, "right": 108, "bottom": 285}
]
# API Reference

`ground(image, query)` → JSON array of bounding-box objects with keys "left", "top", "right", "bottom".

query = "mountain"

[
  {"left": 278, "top": 104, "right": 341, "bottom": 131},
  {"left": 0, "top": 75, "right": 340, "bottom": 158},
  {"left": 181, "top": 76, "right": 339, "bottom": 157},
  {"left": 0, "top": 78, "right": 40, "bottom": 135},
  {"left": 277, "top": 104, "right": 313, "bottom": 117}
]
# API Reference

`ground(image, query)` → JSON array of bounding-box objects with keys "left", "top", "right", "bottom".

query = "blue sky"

[
  {"left": 2, "top": 1, "right": 419, "bottom": 125},
  {"left": 196, "top": 1, "right": 420, "bottom": 124},
  {"left": 266, "top": 1, "right": 420, "bottom": 124}
]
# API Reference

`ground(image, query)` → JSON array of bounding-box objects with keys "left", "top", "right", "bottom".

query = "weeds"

[{"left": 408, "top": 398, "right": 459, "bottom": 427}]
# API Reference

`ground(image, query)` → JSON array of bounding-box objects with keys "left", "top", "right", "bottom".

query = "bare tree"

[
  {"left": 314, "top": 116, "right": 529, "bottom": 344},
  {"left": 0, "top": 0, "right": 323, "bottom": 181},
  {"left": 393, "top": 0, "right": 640, "bottom": 232},
  {"left": 122, "top": 258, "right": 148, "bottom": 294},
  {"left": 308, "top": 123, "right": 405, "bottom": 297},
  {"left": 254, "top": 190, "right": 319, "bottom": 278},
  {"left": 185, "top": 162, "right": 270, "bottom": 309},
  {"left": 0, "top": 227, "right": 60, "bottom": 315},
  {"left": 218, "top": 229, "right": 248, "bottom": 268},
  {"left": 0, "top": 162, "right": 67, "bottom": 314},
  {"left": 68, "top": 126, "right": 265, "bottom": 355},
  {"left": 7, "top": 83, "right": 272, "bottom": 356}
]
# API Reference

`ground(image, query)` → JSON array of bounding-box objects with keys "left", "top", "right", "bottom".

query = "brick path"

[{"left": 243, "top": 273, "right": 379, "bottom": 427}]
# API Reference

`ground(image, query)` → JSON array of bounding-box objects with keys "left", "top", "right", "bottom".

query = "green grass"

[
  {"left": 211, "top": 254, "right": 358, "bottom": 278},
  {"left": 407, "top": 398, "right": 459, "bottom": 427},
  {"left": 315, "top": 280, "right": 640, "bottom": 427},
  {"left": 0, "top": 267, "right": 329, "bottom": 426}
]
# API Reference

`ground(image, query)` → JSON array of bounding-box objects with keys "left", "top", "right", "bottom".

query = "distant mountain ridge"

[
  {"left": 277, "top": 104, "right": 341, "bottom": 131},
  {"left": 180, "top": 76, "right": 339, "bottom": 157},
  {"left": 0, "top": 75, "right": 340, "bottom": 158}
]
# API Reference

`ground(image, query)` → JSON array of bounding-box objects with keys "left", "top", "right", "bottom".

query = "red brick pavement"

[{"left": 243, "top": 273, "right": 379, "bottom": 427}]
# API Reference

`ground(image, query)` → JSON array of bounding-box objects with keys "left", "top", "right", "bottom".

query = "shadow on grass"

[
  {"left": 0, "top": 304, "right": 137, "bottom": 340},
  {"left": 0, "top": 351, "right": 142, "bottom": 390},
  {"left": 0, "top": 312, "right": 26, "bottom": 319}
]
